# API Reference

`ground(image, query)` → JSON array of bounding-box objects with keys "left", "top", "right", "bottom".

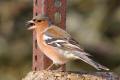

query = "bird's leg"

[
  {"left": 56, "top": 64, "right": 66, "bottom": 72},
  {"left": 61, "top": 64, "right": 66, "bottom": 71},
  {"left": 46, "top": 63, "right": 54, "bottom": 70}
]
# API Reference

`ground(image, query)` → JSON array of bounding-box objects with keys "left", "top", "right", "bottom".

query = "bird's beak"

[{"left": 26, "top": 20, "right": 36, "bottom": 30}]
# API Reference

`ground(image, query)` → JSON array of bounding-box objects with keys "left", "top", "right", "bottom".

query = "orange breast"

[{"left": 36, "top": 34, "right": 69, "bottom": 64}]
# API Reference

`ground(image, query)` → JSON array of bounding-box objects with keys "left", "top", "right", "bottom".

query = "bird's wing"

[
  {"left": 43, "top": 25, "right": 109, "bottom": 71},
  {"left": 43, "top": 26, "right": 83, "bottom": 51},
  {"left": 43, "top": 25, "right": 90, "bottom": 56}
]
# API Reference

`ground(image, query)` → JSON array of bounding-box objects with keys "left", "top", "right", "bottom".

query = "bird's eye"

[
  {"left": 37, "top": 20, "right": 42, "bottom": 22},
  {"left": 33, "top": 19, "right": 36, "bottom": 21}
]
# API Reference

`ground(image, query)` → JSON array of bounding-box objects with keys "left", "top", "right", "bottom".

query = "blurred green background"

[{"left": 0, "top": 0, "right": 120, "bottom": 80}]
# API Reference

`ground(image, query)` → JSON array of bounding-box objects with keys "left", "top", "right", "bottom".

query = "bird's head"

[{"left": 27, "top": 15, "right": 50, "bottom": 30}]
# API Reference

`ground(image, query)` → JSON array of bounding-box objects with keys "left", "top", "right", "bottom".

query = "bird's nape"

[{"left": 32, "top": 14, "right": 49, "bottom": 21}]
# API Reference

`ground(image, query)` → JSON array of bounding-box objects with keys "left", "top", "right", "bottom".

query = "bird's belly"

[
  {"left": 44, "top": 47, "right": 69, "bottom": 64},
  {"left": 37, "top": 39, "right": 69, "bottom": 64}
]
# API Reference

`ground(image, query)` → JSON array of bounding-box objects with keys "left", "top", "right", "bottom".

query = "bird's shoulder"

[{"left": 43, "top": 25, "right": 71, "bottom": 39}]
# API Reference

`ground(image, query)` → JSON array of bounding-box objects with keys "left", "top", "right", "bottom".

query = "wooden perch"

[{"left": 22, "top": 70, "right": 119, "bottom": 80}]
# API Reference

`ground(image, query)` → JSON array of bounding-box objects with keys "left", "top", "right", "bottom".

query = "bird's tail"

[{"left": 75, "top": 52, "right": 109, "bottom": 71}]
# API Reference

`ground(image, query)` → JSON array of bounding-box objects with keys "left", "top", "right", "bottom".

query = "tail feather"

[{"left": 74, "top": 52, "right": 109, "bottom": 71}]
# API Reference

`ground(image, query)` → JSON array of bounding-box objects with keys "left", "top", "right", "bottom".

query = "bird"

[{"left": 27, "top": 15, "right": 109, "bottom": 71}]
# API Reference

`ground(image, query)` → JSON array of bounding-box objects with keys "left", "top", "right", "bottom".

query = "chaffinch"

[{"left": 27, "top": 15, "right": 109, "bottom": 71}]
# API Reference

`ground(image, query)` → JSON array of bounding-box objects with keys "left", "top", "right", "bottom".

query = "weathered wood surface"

[{"left": 23, "top": 70, "right": 119, "bottom": 80}]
